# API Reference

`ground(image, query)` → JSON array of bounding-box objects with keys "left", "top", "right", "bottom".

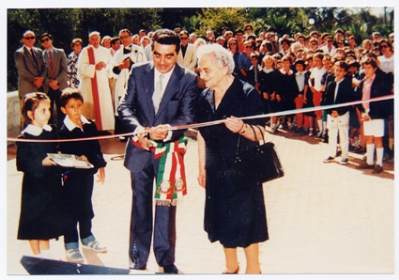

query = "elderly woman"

[
  {"left": 196, "top": 44, "right": 268, "bottom": 274},
  {"left": 67, "top": 38, "right": 83, "bottom": 88}
]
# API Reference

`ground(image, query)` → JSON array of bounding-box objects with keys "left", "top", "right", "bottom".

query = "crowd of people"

[{"left": 13, "top": 22, "right": 394, "bottom": 274}]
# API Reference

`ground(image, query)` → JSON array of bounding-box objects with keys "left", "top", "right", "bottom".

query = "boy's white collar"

[{"left": 63, "top": 115, "right": 91, "bottom": 131}]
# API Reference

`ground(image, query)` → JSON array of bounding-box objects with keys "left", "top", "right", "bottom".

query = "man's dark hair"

[
  {"left": 110, "top": 37, "right": 120, "bottom": 45},
  {"left": 41, "top": 32, "right": 53, "bottom": 41},
  {"left": 335, "top": 61, "right": 349, "bottom": 72},
  {"left": 151, "top": 29, "right": 180, "bottom": 53}
]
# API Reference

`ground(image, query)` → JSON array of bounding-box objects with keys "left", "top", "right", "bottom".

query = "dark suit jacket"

[
  {"left": 14, "top": 46, "right": 46, "bottom": 97},
  {"left": 359, "top": 69, "right": 392, "bottom": 119},
  {"left": 42, "top": 47, "right": 68, "bottom": 92},
  {"left": 118, "top": 62, "right": 198, "bottom": 173},
  {"left": 323, "top": 76, "right": 354, "bottom": 115}
]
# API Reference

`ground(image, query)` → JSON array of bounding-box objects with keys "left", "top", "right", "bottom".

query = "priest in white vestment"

[
  {"left": 111, "top": 29, "right": 147, "bottom": 113},
  {"left": 77, "top": 31, "right": 115, "bottom": 131}
]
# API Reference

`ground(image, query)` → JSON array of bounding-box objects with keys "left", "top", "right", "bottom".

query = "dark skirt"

[{"left": 204, "top": 150, "right": 268, "bottom": 248}]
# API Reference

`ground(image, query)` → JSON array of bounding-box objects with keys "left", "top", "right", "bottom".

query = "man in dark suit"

[
  {"left": 322, "top": 61, "right": 354, "bottom": 165},
  {"left": 41, "top": 33, "right": 68, "bottom": 127},
  {"left": 118, "top": 29, "right": 197, "bottom": 274},
  {"left": 14, "top": 30, "right": 46, "bottom": 128}
]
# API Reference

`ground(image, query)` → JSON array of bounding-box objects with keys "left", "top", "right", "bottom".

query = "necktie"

[
  {"left": 49, "top": 51, "right": 55, "bottom": 80},
  {"left": 152, "top": 74, "right": 164, "bottom": 114},
  {"left": 30, "top": 48, "right": 37, "bottom": 66}
]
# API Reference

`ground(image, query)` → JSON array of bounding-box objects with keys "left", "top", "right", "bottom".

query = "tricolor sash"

[{"left": 132, "top": 136, "right": 188, "bottom": 206}]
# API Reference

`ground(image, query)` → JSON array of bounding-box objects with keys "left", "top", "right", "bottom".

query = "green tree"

[{"left": 197, "top": 8, "right": 248, "bottom": 36}]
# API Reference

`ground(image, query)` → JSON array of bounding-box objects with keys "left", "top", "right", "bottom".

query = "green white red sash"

[{"left": 132, "top": 136, "right": 188, "bottom": 206}]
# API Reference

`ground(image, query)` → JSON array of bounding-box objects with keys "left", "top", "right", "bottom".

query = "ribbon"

[
  {"left": 8, "top": 95, "right": 394, "bottom": 143},
  {"left": 87, "top": 46, "right": 103, "bottom": 131},
  {"left": 131, "top": 136, "right": 188, "bottom": 206}
]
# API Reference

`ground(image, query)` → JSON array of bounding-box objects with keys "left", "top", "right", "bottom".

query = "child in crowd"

[
  {"left": 322, "top": 61, "right": 355, "bottom": 164},
  {"left": 276, "top": 56, "right": 298, "bottom": 130},
  {"left": 319, "top": 55, "right": 335, "bottom": 142},
  {"left": 259, "top": 55, "right": 278, "bottom": 127},
  {"left": 293, "top": 59, "right": 309, "bottom": 134},
  {"left": 16, "top": 92, "right": 64, "bottom": 258},
  {"left": 58, "top": 88, "right": 107, "bottom": 263},
  {"left": 356, "top": 58, "right": 392, "bottom": 174},
  {"left": 308, "top": 53, "right": 327, "bottom": 137},
  {"left": 246, "top": 52, "right": 262, "bottom": 91}
]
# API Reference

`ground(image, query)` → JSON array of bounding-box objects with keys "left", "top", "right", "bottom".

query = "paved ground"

[{"left": 3, "top": 127, "right": 396, "bottom": 279}]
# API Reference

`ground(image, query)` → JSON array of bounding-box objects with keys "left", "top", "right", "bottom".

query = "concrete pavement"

[{"left": 5, "top": 128, "right": 396, "bottom": 278}]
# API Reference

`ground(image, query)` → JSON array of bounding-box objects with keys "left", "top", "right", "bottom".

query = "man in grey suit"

[
  {"left": 177, "top": 30, "right": 197, "bottom": 71},
  {"left": 118, "top": 29, "right": 197, "bottom": 274},
  {"left": 41, "top": 33, "right": 68, "bottom": 127},
  {"left": 14, "top": 30, "right": 46, "bottom": 128}
]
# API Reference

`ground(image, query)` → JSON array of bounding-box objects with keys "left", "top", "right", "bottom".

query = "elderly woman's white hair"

[{"left": 197, "top": 44, "right": 235, "bottom": 74}]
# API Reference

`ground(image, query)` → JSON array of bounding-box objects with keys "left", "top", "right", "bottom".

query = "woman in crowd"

[
  {"left": 227, "top": 37, "right": 241, "bottom": 77},
  {"left": 67, "top": 38, "right": 83, "bottom": 89},
  {"left": 196, "top": 44, "right": 268, "bottom": 274}
]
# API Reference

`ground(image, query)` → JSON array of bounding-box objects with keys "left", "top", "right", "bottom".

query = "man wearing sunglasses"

[
  {"left": 14, "top": 30, "right": 46, "bottom": 128},
  {"left": 176, "top": 30, "right": 196, "bottom": 71},
  {"left": 41, "top": 33, "right": 68, "bottom": 127}
]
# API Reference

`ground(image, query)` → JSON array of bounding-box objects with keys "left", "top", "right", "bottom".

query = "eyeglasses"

[
  {"left": 245, "top": 46, "right": 252, "bottom": 48},
  {"left": 41, "top": 38, "right": 50, "bottom": 43},
  {"left": 119, "top": 35, "right": 129, "bottom": 40},
  {"left": 180, "top": 37, "right": 188, "bottom": 40},
  {"left": 380, "top": 45, "right": 388, "bottom": 49},
  {"left": 245, "top": 28, "right": 251, "bottom": 31},
  {"left": 24, "top": 36, "right": 35, "bottom": 40},
  {"left": 229, "top": 43, "right": 237, "bottom": 45}
]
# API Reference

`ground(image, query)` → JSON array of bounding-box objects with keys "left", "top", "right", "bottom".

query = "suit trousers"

[
  {"left": 47, "top": 88, "right": 65, "bottom": 128},
  {"left": 327, "top": 112, "right": 350, "bottom": 159},
  {"left": 129, "top": 156, "right": 176, "bottom": 269}
]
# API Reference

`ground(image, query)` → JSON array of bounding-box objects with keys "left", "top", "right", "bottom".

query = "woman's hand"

[{"left": 224, "top": 116, "right": 245, "bottom": 133}]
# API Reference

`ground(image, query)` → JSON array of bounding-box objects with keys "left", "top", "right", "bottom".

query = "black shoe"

[
  {"left": 163, "top": 264, "right": 179, "bottom": 274},
  {"left": 323, "top": 156, "right": 335, "bottom": 163},
  {"left": 335, "top": 150, "right": 342, "bottom": 157},
  {"left": 316, "top": 132, "right": 323, "bottom": 139},
  {"left": 294, "top": 127, "right": 304, "bottom": 134},
  {"left": 372, "top": 164, "right": 383, "bottom": 174}
]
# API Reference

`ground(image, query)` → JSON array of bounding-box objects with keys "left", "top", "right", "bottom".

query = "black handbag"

[{"left": 231, "top": 125, "right": 284, "bottom": 183}]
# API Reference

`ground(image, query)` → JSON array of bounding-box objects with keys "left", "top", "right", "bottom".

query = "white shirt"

[
  {"left": 378, "top": 55, "right": 394, "bottom": 74},
  {"left": 310, "top": 67, "right": 326, "bottom": 91},
  {"left": 295, "top": 71, "right": 306, "bottom": 92}
]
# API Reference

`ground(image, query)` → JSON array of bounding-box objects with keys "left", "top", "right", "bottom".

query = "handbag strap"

[
  {"left": 253, "top": 125, "right": 266, "bottom": 144},
  {"left": 235, "top": 124, "right": 266, "bottom": 156}
]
